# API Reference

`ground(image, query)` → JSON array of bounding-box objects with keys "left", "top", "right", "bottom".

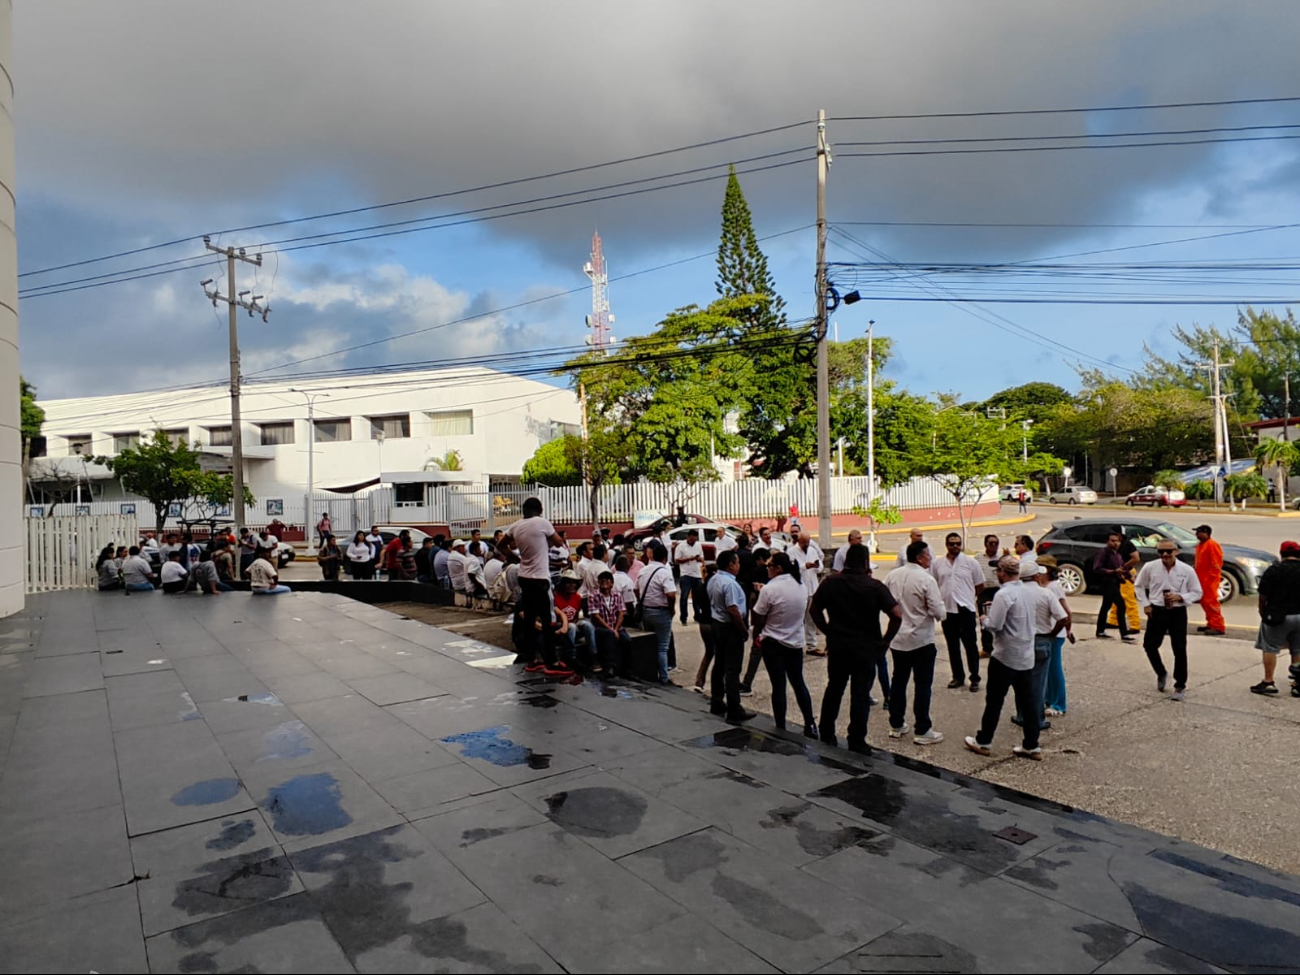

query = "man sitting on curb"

[
  {"left": 249, "top": 553, "right": 291, "bottom": 595},
  {"left": 121, "top": 545, "right": 158, "bottom": 593}
]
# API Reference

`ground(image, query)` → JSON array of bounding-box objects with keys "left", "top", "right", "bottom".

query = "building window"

[
  {"left": 164, "top": 428, "right": 190, "bottom": 448},
  {"left": 394, "top": 483, "right": 424, "bottom": 506},
  {"left": 66, "top": 434, "right": 93, "bottom": 455},
  {"left": 207, "top": 426, "right": 232, "bottom": 447},
  {"left": 28, "top": 436, "right": 47, "bottom": 459},
  {"left": 426, "top": 409, "right": 474, "bottom": 437},
  {"left": 370, "top": 414, "right": 410, "bottom": 439},
  {"left": 314, "top": 419, "right": 352, "bottom": 443},
  {"left": 258, "top": 422, "right": 295, "bottom": 446},
  {"left": 113, "top": 433, "right": 140, "bottom": 453}
]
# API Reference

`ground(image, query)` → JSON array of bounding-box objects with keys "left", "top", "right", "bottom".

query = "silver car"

[{"left": 1048, "top": 486, "right": 1098, "bottom": 505}]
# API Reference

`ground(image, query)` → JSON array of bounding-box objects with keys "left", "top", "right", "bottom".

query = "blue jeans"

[
  {"left": 125, "top": 582, "right": 155, "bottom": 592},
  {"left": 253, "top": 585, "right": 291, "bottom": 595},
  {"left": 875, "top": 653, "right": 891, "bottom": 699},
  {"left": 563, "top": 618, "right": 598, "bottom": 666},
  {"left": 1015, "top": 636, "right": 1052, "bottom": 723},
  {"left": 642, "top": 606, "right": 674, "bottom": 682},
  {"left": 1045, "top": 636, "right": 1067, "bottom": 713},
  {"left": 679, "top": 575, "right": 703, "bottom": 623}
]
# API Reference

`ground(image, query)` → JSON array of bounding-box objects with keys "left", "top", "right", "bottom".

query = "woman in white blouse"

[
  {"left": 752, "top": 552, "right": 818, "bottom": 738},
  {"left": 347, "top": 530, "right": 374, "bottom": 580}
]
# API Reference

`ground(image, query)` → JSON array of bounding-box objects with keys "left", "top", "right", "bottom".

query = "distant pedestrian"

[
  {"left": 752, "top": 552, "right": 817, "bottom": 737},
  {"left": 316, "top": 512, "right": 332, "bottom": 548},
  {"left": 1194, "top": 524, "right": 1226, "bottom": 635},
  {"left": 365, "top": 525, "right": 384, "bottom": 574},
  {"left": 318, "top": 535, "right": 342, "bottom": 580},
  {"left": 1252, "top": 540, "right": 1300, "bottom": 696},
  {"left": 1106, "top": 530, "right": 1143, "bottom": 634},
  {"left": 1092, "top": 530, "right": 1135, "bottom": 643},
  {"left": 933, "top": 532, "right": 985, "bottom": 692},
  {"left": 707, "top": 550, "right": 753, "bottom": 722},
  {"left": 894, "top": 528, "right": 925, "bottom": 568},
  {"left": 794, "top": 532, "right": 825, "bottom": 655},
  {"left": 886, "top": 540, "right": 946, "bottom": 745},
  {"left": 674, "top": 529, "right": 706, "bottom": 623},
  {"left": 1134, "top": 541, "right": 1202, "bottom": 701},
  {"left": 347, "top": 530, "right": 374, "bottom": 579},
  {"left": 814, "top": 544, "right": 901, "bottom": 753},
  {"left": 1017, "top": 488, "right": 1028, "bottom": 514}
]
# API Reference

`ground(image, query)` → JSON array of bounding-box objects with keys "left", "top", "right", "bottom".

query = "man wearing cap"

[
  {"left": 1194, "top": 524, "right": 1226, "bottom": 636},
  {"left": 446, "top": 539, "right": 470, "bottom": 594},
  {"left": 1134, "top": 540, "right": 1202, "bottom": 701},
  {"left": 966, "top": 555, "right": 1062, "bottom": 761},
  {"left": 1252, "top": 541, "right": 1300, "bottom": 696}
]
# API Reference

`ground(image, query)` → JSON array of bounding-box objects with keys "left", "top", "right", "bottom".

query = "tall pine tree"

[{"left": 716, "top": 166, "right": 786, "bottom": 328}]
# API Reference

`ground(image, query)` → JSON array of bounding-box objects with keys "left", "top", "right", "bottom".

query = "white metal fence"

[{"left": 25, "top": 514, "right": 139, "bottom": 593}]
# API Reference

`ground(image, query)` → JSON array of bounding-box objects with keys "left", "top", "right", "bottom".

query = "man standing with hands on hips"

[
  {"left": 1135, "top": 541, "right": 1202, "bottom": 701},
  {"left": 1194, "top": 524, "right": 1226, "bottom": 636}
]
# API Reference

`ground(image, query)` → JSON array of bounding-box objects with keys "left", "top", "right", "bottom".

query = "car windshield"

[{"left": 1155, "top": 522, "right": 1198, "bottom": 543}]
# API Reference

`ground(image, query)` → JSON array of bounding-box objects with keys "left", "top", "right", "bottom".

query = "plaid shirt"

[{"left": 587, "top": 590, "right": 625, "bottom": 627}]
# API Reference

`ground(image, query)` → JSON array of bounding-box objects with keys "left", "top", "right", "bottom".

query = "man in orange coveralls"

[{"left": 1195, "top": 524, "right": 1226, "bottom": 635}]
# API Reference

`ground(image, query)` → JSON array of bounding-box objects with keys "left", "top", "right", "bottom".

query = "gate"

[{"left": 25, "top": 514, "right": 139, "bottom": 593}]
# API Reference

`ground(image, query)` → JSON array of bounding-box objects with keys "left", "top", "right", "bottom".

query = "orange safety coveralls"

[{"left": 1196, "top": 538, "right": 1225, "bottom": 632}]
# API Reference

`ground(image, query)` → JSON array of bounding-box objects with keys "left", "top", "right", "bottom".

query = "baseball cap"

[
  {"left": 1019, "top": 560, "right": 1042, "bottom": 579},
  {"left": 1281, "top": 540, "right": 1300, "bottom": 557},
  {"left": 1193, "top": 524, "right": 1212, "bottom": 533},
  {"left": 997, "top": 554, "right": 1020, "bottom": 575}
]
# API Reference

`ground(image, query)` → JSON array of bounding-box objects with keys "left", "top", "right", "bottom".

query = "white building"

[{"left": 31, "top": 367, "right": 582, "bottom": 528}]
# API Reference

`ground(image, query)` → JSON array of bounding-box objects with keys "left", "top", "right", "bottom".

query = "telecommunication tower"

[{"left": 583, "top": 230, "right": 614, "bottom": 352}]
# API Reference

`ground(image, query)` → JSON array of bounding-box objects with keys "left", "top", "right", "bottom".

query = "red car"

[
  {"left": 624, "top": 513, "right": 716, "bottom": 550},
  {"left": 1125, "top": 485, "right": 1187, "bottom": 507}
]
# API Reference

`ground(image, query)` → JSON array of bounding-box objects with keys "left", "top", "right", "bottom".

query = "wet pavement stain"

[
  {"left": 1005, "top": 854, "right": 1068, "bottom": 891},
  {"left": 812, "top": 774, "right": 907, "bottom": 824},
  {"left": 519, "top": 695, "right": 558, "bottom": 709},
  {"left": 291, "top": 826, "right": 543, "bottom": 971},
  {"left": 261, "top": 772, "right": 351, "bottom": 835},
  {"left": 761, "top": 804, "right": 879, "bottom": 858},
  {"left": 1122, "top": 881, "right": 1300, "bottom": 971},
  {"left": 171, "top": 854, "right": 296, "bottom": 919},
  {"left": 172, "top": 778, "right": 242, "bottom": 806},
  {"left": 1149, "top": 848, "right": 1300, "bottom": 908},
  {"left": 543, "top": 787, "right": 648, "bottom": 838},
  {"left": 712, "top": 872, "right": 823, "bottom": 940},
  {"left": 1141, "top": 943, "right": 1223, "bottom": 974},
  {"left": 1074, "top": 921, "right": 1134, "bottom": 963},
  {"left": 258, "top": 720, "right": 314, "bottom": 762},
  {"left": 440, "top": 725, "right": 551, "bottom": 769},
  {"left": 640, "top": 830, "right": 728, "bottom": 883},
  {"left": 460, "top": 826, "right": 522, "bottom": 846},
  {"left": 707, "top": 768, "right": 768, "bottom": 789},
  {"left": 917, "top": 855, "right": 989, "bottom": 887},
  {"left": 531, "top": 874, "right": 562, "bottom": 886},
  {"left": 206, "top": 819, "right": 258, "bottom": 851},
  {"left": 170, "top": 891, "right": 321, "bottom": 972},
  {"left": 843, "top": 929, "right": 979, "bottom": 974},
  {"left": 229, "top": 692, "right": 282, "bottom": 706}
]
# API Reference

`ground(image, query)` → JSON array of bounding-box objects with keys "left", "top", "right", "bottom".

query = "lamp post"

[
  {"left": 1021, "top": 419, "right": 1034, "bottom": 463},
  {"left": 288, "top": 388, "right": 329, "bottom": 552}
]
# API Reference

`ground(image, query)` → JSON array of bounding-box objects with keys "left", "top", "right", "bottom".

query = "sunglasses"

[{"left": 1158, "top": 549, "right": 1177, "bottom": 556}]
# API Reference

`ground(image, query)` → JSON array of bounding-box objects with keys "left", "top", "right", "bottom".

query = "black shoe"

[
  {"left": 710, "top": 705, "right": 727, "bottom": 716},
  {"left": 1011, "top": 714, "right": 1024, "bottom": 726},
  {"left": 1250, "top": 681, "right": 1279, "bottom": 695},
  {"left": 947, "top": 678, "right": 965, "bottom": 689},
  {"left": 725, "top": 709, "right": 757, "bottom": 724},
  {"left": 820, "top": 734, "right": 838, "bottom": 747},
  {"left": 804, "top": 722, "right": 819, "bottom": 739},
  {"left": 969, "top": 678, "right": 981, "bottom": 693},
  {"left": 1040, "top": 720, "right": 1052, "bottom": 731},
  {"left": 847, "top": 741, "right": 872, "bottom": 755},
  {"left": 1095, "top": 632, "right": 1112, "bottom": 640}
]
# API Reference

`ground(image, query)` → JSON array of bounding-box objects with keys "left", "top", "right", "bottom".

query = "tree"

[
  {"left": 715, "top": 165, "right": 786, "bottom": 328},
  {"left": 1224, "top": 471, "right": 1269, "bottom": 507},
  {"left": 1255, "top": 437, "right": 1299, "bottom": 510},
  {"left": 1153, "top": 469, "right": 1186, "bottom": 490},
  {"left": 1184, "top": 478, "right": 1215, "bottom": 507},
  {"left": 521, "top": 438, "right": 582, "bottom": 487},
  {"left": 423, "top": 449, "right": 464, "bottom": 471},
  {"left": 981, "top": 382, "right": 1074, "bottom": 424},
  {"left": 20, "top": 377, "right": 45, "bottom": 501},
  {"left": 103, "top": 430, "right": 252, "bottom": 534}
]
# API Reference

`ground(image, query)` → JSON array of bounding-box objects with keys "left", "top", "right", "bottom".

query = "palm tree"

[
  {"left": 1184, "top": 479, "right": 1215, "bottom": 509},
  {"left": 1224, "top": 471, "right": 1269, "bottom": 509},
  {"left": 1152, "top": 469, "right": 1185, "bottom": 490},
  {"left": 423, "top": 449, "right": 464, "bottom": 472},
  {"left": 1255, "top": 438, "right": 1299, "bottom": 511}
]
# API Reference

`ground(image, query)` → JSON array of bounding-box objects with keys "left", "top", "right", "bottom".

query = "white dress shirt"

[
  {"left": 886, "top": 562, "right": 945, "bottom": 651},
  {"left": 1028, "top": 582, "right": 1068, "bottom": 635},
  {"left": 1134, "top": 558, "right": 1203, "bottom": 608},
  {"left": 714, "top": 532, "right": 738, "bottom": 556},
  {"left": 637, "top": 561, "right": 678, "bottom": 608},
  {"left": 447, "top": 550, "right": 469, "bottom": 592},
  {"left": 613, "top": 569, "right": 637, "bottom": 607},
  {"left": 577, "top": 556, "right": 606, "bottom": 597},
  {"left": 674, "top": 540, "right": 705, "bottom": 579},
  {"left": 982, "top": 579, "right": 1036, "bottom": 670},
  {"left": 752, "top": 572, "right": 809, "bottom": 647},
  {"left": 794, "top": 541, "right": 823, "bottom": 593},
  {"left": 832, "top": 543, "right": 864, "bottom": 572},
  {"left": 932, "top": 552, "right": 984, "bottom": 614}
]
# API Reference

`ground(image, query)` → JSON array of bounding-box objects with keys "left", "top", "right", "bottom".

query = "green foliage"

[
  {"left": 522, "top": 437, "right": 583, "bottom": 487},
  {"left": 20, "top": 377, "right": 44, "bottom": 446},
  {"left": 715, "top": 166, "right": 786, "bottom": 329},
  {"left": 981, "top": 382, "right": 1074, "bottom": 423},
  {"left": 1255, "top": 438, "right": 1299, "bottom": 504},
  {"left": 1152, "top": 469, "right": 1186, "bottom": 490},
  {"left": 423, "top": 449, "right": 464, "bottom": 471},
  {"left": 1225, "top": 471, "right": 1269, "bottom": 502},
  {"left": 1184, "top": 479, "right": 1215, "bottom": 503}
]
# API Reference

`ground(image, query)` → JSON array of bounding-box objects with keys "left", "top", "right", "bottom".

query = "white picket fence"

[{"left": 25, "top": 514, "right": 139, "bottom": 593}]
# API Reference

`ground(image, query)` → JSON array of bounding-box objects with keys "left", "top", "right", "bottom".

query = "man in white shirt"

[
  {"left": 121, "top": 545, "right": 157, "bottom": 592},
  {"left": 1134, "top": 542, "right": 1203, "bottom": 700},
  {"left": 894, "top": 528, "right": 925, "bottom": 568},
  {"left": 499, "top": 497, "right": 566, "bottom": 669},
  {"left": 713, "top": 528, "right": 738, "bottom": 558},
  {"left": 612, "top": 556, "right": 638, "bottom": 613},
  {"left": 977, "top": 534, "right": 1002, "bottom": 658},
  {"left": 933, "top": 532, "right": 986, "bottom": 692},
  {"left": 752, "top": 526, "right": 783, "bottom": 554},
  {"left": 249, "top": 555, "right": 290, "bottom": 594},
  {"left": 794, "top": 532, "right": 825, "bottom": 654},
  {"left": 832, "top": 530, "right": 864, "bottom": 573},
  {"left": 1013, "top": 534, "right": 1038, "bottom": 578},
  {"left": 637, "top": 542, "right": 679, "bottom": 683},
  {"left": 885, "top": 540, "right": 946, "bottom": 742},
  {"left": 967, "top": 556, "right": 1058, "bottom": 761},
  {"left": 674, "top": 528, "right": 706, "bottom": 624},
  {"left": 447, "top": 540, "right": 471, "bottom": 593},
  {"left": 160, "top": 551, "right": 189, "bottom": 593},
  {"left": 1014, "top": 560, "right": 1068, "bottom": 732},
  {"left": 365, "top": 525, "right": 384, "bottom": 574}
]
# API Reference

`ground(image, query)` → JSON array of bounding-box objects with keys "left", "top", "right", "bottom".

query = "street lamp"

[
  {"left": 288, "top": 388, "right": 329, "bottom": 552},
  {"left": 1021, "top": 419, "right": 1034, "bottom": 464}
]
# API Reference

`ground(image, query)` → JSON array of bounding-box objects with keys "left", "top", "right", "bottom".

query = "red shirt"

[
  {"left": 555, "top": 591, "right": 582, "bottom": 625},
  {"left": 384, "top": 538, "right": 404, "bottom": 569}
]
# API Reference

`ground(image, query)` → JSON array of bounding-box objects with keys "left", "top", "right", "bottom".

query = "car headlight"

[{"left": 1238, "top": 557, "right": 1272, "bottom": 576}]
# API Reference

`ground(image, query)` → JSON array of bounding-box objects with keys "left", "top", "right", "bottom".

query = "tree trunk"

[{"left": 588, "top": 481, "right": 600, "bottom": 535}]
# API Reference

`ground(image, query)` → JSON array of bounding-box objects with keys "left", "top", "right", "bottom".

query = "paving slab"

[{"left": 0, "top": 885, "right": 148, "bottom": 975}]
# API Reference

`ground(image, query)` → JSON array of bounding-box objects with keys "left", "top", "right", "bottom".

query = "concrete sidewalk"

[{"left": 2, "top": 591, "right": 1299, "bottom": 973}]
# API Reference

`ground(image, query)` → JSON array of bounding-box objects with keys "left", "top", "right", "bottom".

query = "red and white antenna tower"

[{"left": 583, "top": 230, "right": 614, "bottom": 352}]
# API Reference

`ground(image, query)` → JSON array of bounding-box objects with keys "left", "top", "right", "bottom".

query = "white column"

[{"left": 0, "top": 1, "right": 21, "bottom": 617}]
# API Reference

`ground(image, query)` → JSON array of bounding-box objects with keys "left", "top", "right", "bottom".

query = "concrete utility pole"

[
  {"left": 202, "top": 238, "right": 267, "bottom": 529},
  {"left": 289, "top": 388, "right": 328, "bottom": 551},
  {"left": 866, "top": 320, "right": 875, "bottom": 496},
  {"left": 1198, "top": 338, "right": 1235, "bottom": 505},
  {"left": 814, "top": 109, "right": 832, "bottom": 549}
]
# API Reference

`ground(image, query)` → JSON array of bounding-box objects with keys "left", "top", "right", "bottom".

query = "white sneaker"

[
  {"left": 868, "top": 695, "right": 881, "bottom": 706},
  {"left": 888, "top": 724, "right": 911, "bottom": 739},
  {"left": 1170, "top": 689, "right": 1186, "bottom": 702},
  {"left": 1012, "top": 745, "right": 1044, "bottom": 761},
  {"left": 1045, "top": 707, "right": 1064, "bottom": 717},
  {"left": 913, "top": 729, "right": 944, "bottom": 745}
]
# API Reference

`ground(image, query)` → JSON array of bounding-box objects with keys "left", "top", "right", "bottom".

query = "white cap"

[
  {"left": 453, "top": 539, "right": 467, "bottom": 548},
  {"left": 1019, "top": 559, "right": 1042, "bottom": 579}
]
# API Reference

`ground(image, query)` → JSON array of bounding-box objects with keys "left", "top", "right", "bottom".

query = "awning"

[{"left": 321, "top": 477, "right": 381, "bottom": 494}]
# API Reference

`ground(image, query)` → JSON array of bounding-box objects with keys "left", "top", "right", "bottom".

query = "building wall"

[{"left": 0, "top": 1, "right": 20, "bottom": 617}]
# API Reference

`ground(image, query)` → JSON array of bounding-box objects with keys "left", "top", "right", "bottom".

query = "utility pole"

[
  {"left": 1199, "top": 338, "right": 1230, "bottom": 504},
  {"left": 814, "top": 108, "right": 832, "bottom": 549},
  {"left": 1021, "top": 419, "right": 1034, "bottom": 463},
  {"left": 202, "top": 238, "right": 267, "bottom": 530},
  {"left": 1285, "top": 371, "right": 1291, "bottom": 442},
  {"left": 289, "top": 389, "right": 328, "bottom": 551},
  {"left": 866, "top": 320, "right": 875, "bottom": 497}
]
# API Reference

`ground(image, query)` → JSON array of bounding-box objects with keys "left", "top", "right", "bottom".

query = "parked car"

[
  {"left": 625, "top": 513, "right": 722, "bottom": 549},
  {"left": 374, "top": 526, "right": 433, "bottom": 548},
  {"left": 1048, "top": 485, "right": 1098, "bottom": 505},
  {"left": 1034, "top": 516, "right": 1275, "bottom": 603},
  {"left": 1000, "top": 484, "right": 1033, "bottom": 503},
  {"left": 1125, "top": 485, "right": 1187, "bottom": 507}
]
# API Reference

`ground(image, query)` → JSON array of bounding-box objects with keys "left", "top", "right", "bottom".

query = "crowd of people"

[{"left": 94, "top": 526, "right": 290, "bottom": 596}]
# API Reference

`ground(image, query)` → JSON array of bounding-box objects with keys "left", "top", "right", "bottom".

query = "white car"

[
  {"left": 1000, "top": 484, "right": 1033, "bottom": 503},
  {"left": 1048, "top": 486, "right": 1098, "bottom": 505}
]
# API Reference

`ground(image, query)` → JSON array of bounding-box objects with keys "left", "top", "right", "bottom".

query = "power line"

[
  {"left": 837, "top": 121, "right": 1300, "bottom": 148},
  {"left": 836, "top": 132, "right": 1300, "bottom": 159},
  {"left": 830, "top": 93, "right": 1300, "bottom": 122},
  {"left": 833, "top": 220, "right": 1276, "bottom": 230}
]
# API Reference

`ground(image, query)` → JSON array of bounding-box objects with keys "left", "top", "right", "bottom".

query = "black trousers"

[
  {"left": 710, "top": 625, "right": 745, "bottom": 717},
  {"left": 889, "top": 644, "right": 937, "bottom": 736},
  {"left": 1144, "top": 606, "right": 1189, "bottom": 690},
  {"left": 820, "top": 644, "right": 878, "bottom": 747},
  {"left": 761, "top": 639, "right": 816, "bottom": 729},
  {"left": 943, "top": 606, "right": 981, "bottom": 683},
  {"left": 978, "top": 586, "right": 998, "bottom": 655},
  {"left": 978, "top": 657, "right": 1039, "bottom": 750},
  {"left": 1097, "top": 581, "right": 1131, "bottom": 636},
  {"left": 515, "top": 577, "right": 553, "bottom": 663}
]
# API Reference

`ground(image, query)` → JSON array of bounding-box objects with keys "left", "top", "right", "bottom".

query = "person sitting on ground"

[
  {"left": 114, "top": 545, "right": 128, "bottom": 570},
  {"left": 347, "top": 530, "right": 374, "bottom": 579},
  {"left": 159, "top": 532, "right": 182, "bottom": 562},
  {"left": 464, "top": 541, "right": 489, "bottom": 596},
  {"left": 97, "top": 544, "right": 122, "bottom": 590},
  {"left": 1252, "top": 540, "right": 1300, "bottom": 697},
  {"left": 447, "top": 539, "right": 471, "bottom": 594},
  {"left": 588, "top": 570, "right": 631, "bottom": 674},
  {"left": 160, "top": 550, "right": 189, "bottom": 594},
  {"left": 121, "top": 545, "right": 157, "bottom": 593},
  {"left": 192, "top": 555, "right": 232, "bottom": 594},
  {"left": 318, "top": 534, "right": 343, "bottom": 580},
  {"left": 484, "top": 546, "right": 506, "bottom": 594},
  {"left": 548, "top": 530, "right": 570, "bottom": 585},
  {"left": 414, "top": 536, "right": 436, "bottom": 583},
  {"left": 554, "top": 569, "right": 596, "bottom": 669},
  {"left": 210, "top": 537, "right": 236, "bottom": 584},
  {"left": 249, "top": 553, "right": 291, "bottom": 595},
  {"left": 433, "top": 535, "right": 452, "bottom": 588}
]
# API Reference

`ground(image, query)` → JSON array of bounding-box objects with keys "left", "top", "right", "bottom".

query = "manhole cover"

[{"left": 994, "top": 825, "right": 1036, "bottom": 846}]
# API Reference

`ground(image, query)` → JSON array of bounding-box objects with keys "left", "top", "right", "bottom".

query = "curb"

[
  {"left": 1035, "top": 502, "right": 1300, "bottom": 519},
  {"left": 1070, "top": 611, "right": 1257, "bottom": 642},
  {"left": 867, "top": 513, "right": 1036, "bottom": 537}
]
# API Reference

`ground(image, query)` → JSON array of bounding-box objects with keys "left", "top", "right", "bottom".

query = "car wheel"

[
  {"left": 1218, "top": 572, "right": 1239, "bottom": 604},
  {"left": 1056, "top": 562, "right": 1086, "bottom": 596},
  {"left": 1049, "top": 497, "right": 1057, "bottom": 504},
  {"left": 1068, "top": 497, "right": 1078, "bottom": 505},
  {"left": 1126, "top": 499, "right": 1134, "bottom": 506}
]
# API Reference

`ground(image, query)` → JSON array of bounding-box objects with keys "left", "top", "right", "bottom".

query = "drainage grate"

[{"left": 994, "top": 825, "right": 1037, "bottom": 845}]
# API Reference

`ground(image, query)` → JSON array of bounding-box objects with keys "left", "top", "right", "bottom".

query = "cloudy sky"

[{"left": 15, "top": 0, "right": 1300, "bottom": 406}]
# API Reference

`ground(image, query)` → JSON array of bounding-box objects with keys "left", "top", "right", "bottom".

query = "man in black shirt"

[
  {"left": 1252, "top": 540, "right": 1300, "bottom": 696},
  {"left": 811, "top": 545, "right": 902, "bottom": 753}
]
